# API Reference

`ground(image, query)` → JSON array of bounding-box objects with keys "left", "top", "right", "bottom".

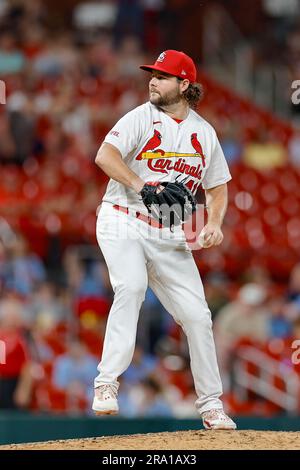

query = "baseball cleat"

[
  {"left": 92, "top": 384, "right": 119, "bottom": 415},
  {"left": 202, "top": 409, "right": 237, "bottom": 430}
]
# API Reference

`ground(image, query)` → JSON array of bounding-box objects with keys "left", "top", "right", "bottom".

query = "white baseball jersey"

[{"left": 102, "top": 101, "right": 231, "bottom": 213}]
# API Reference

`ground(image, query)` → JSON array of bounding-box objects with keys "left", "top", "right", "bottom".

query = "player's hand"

[{"left": 197, "top": 223, "right": 223, "bottom": 248}]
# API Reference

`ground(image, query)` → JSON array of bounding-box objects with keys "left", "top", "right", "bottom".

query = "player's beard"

[{"left": 149, "top": 87, "right": 182, "bottom": 107}]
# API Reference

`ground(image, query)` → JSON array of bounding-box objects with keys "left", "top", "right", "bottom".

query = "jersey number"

[{"left": 185, "top": 179, "right": 198, "bottom": 193}]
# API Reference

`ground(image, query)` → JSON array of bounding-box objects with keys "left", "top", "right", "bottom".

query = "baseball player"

[{"left": 93, "top": 50, "right": 236, "bottom": 430}]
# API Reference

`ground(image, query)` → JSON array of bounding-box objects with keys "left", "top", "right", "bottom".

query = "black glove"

[{"left": 140, "top": 178, "right": 197, "bottom": 229}]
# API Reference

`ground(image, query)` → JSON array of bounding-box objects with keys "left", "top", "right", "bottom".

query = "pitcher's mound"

[{"left": 1, "top": 430, "right": 300, "bottom": 450}]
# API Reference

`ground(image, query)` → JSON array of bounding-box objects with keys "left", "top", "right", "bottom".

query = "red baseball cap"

[{"left": 140, "top": 50, "right": 197, "bottom": 83}]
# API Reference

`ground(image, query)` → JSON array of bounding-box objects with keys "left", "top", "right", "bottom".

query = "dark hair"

[
  {"left": 183, "top": 82, "right": 204, "bottom": 110},
  {"left": 177, "top": 78, "right": 203, "bottom": 109}
]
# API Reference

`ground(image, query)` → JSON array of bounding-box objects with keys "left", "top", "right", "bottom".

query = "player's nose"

[{"left": 150, "top": 76, "right": 158, "bottom": 86}]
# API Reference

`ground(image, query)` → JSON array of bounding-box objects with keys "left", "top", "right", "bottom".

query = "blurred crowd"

[{"left": 0, "top": 0, "right": 300, "bottom": 417}]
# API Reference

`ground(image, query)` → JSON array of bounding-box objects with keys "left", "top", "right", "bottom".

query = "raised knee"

[
  {"left": 116, "top": 280, "right": 147, "bottom": 300},
  {"left": 127, "top": 283, "right": 147, "bottom": 299},
  {"left": 181, "top": 303, "right": 212, "bottom": 327}
]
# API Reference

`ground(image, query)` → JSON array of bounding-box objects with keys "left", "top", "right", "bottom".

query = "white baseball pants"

[{"left": 94, "top": 202, "right": 223, "bottom": 415}]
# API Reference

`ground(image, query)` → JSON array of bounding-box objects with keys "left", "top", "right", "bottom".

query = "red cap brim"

[{"left": 140, "top": 64, "right": 181, "bottom": 78}]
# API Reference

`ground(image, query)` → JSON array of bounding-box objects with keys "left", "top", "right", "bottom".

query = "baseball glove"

[{"left": 140, "top": 178, "right": 197, "bottom": 229}]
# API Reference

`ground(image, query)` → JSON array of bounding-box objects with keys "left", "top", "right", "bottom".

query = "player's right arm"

[{"left": 95, "top": 142, "right": 145, "bottom": 194}]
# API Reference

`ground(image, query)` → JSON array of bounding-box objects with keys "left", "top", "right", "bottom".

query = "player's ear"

[{"left": 181, "top": 79, "right": 190, "bottom": 93}]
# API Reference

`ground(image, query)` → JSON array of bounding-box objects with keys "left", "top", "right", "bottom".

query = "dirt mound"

[{"left": 1, "top": 430, "right": 300, "bottom": 450}]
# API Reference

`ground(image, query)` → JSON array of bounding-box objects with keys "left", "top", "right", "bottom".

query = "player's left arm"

[{"left": 199, "top": 183, "right": 228, "bottom": 248}]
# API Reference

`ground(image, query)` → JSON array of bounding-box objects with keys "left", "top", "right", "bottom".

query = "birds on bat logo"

[
  {"left": 136, "top": 131, "right": 206, "bottom": 167},
  {"left": 136, "top": 130, "right": 205, "bottom": 179}
]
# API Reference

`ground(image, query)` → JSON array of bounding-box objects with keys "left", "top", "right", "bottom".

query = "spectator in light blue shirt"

[
  {"left": 4, "top": 233, "right": 46, "bottom": 296},
  {"left": 0, "top": 33, "right": 25, "bottom": 74},
  {"left": 52, "top": 339, "right": 98, "bottom": 409},
  {"left": 122, "top": 345, "right": 157, "bottom": 385}
]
